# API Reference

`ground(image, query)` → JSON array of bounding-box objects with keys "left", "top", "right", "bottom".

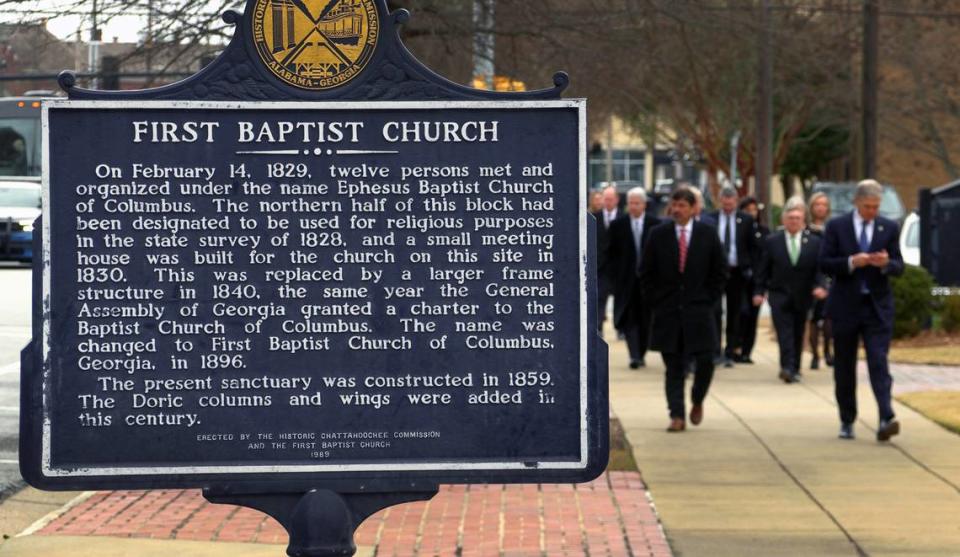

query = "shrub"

[
  {"left": 892, "top": 265, "right": 935, "bottom": 339},
  {"left": 770, "top": 204, "right": 783, "bottom": 228},
  {"left": 941, "top": 296, "right": 960, "bottom": 334}
]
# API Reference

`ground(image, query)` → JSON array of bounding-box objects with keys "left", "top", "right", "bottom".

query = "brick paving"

[
  {"left": 885, "top": 361, "right": 960, "bottom": 394},
  {"left": 34, "top": 471, "right": 671, "bottom": 556}
]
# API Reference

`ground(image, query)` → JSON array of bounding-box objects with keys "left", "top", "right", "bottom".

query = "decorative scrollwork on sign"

[{"left": 60, "top": 2, "right": 566, "bottom": 105}]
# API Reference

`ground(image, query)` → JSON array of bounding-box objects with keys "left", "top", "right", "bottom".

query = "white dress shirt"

[
  {"left": 784, "top": 230, "right": 803, "bottom": 258},
  {"left": 853, "top": 211, "right": 875, "bottom": 247},
  {"left": 604, "top": 209, "right": 617, "bottom": 228},
  {"left": 718, "top": 210, "right": 738, "bottom": 267},
  {"left": 675, "top": 220, "right": 693, "bottom": 244},
  {"left": 849, "top": 211, "right": 876, "bottom": 273},
  {"left": 631, "top": 215, "right": 645, "bottom": 251}
]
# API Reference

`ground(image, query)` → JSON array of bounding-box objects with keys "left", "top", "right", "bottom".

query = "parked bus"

[{"left": 0, "top": 94, "right": 47, "bottom": 261}]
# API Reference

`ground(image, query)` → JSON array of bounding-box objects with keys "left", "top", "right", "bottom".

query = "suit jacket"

[
  {"left": 755, "top": 229, "right": 825, "bottom": 312},
  {"left": 708, "top": 210, "right": 758, "bottom": 270},
  {"left": 697, "top": 213, "right": 717, "bottom": 228},
  {"left": 819, "top": 212, "right": 904, "bottom": 330},
  {"left": 640, "top": 220, "right": 727, "bottom": 354},
  {"left": 592, "top": 209, "right": 620, "bottom": 280},
  {"left": 607, "top": 213, "right": 661, "bottom": 328}
]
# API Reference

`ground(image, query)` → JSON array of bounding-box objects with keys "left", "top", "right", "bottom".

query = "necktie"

[
  {"left": 859, "top": 222, "right": 871, "bottom": 294},
  {"left": 789, "top": 234, "right": 799, "bottom": 266},
  {"left": 634, "top": 219, "right": 643, "bottom": 274},
  {"left": 679, "top": 227, "right": 688, "bottom": 273},
  {"left": 724, "top": 214, "right": 733, "bottom": 260}
]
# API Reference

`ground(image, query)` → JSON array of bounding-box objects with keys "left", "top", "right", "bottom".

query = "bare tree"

[{"left": 879, "top": 0, "right": 960, "bottom": 180}]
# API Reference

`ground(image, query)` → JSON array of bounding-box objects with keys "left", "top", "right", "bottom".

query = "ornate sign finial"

[{"left": 252, "top": 0, "right": 379, "bottom": 91}]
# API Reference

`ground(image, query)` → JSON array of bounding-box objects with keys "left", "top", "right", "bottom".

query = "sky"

[
  {"left": 47, "top": 14, "right": 145, "bottom": 44},
  {"left": 3, "top": 1, "right": 229, "bottom": 44},
  {"left": 0, "top": 0, "right": 145, "bottom": 42}
]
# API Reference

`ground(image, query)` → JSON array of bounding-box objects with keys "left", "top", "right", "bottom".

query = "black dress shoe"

[
  {"left": 825, "top": 354, "right": 834, "bottom": 367},
  {"left": 778, "top": 369, "right": 794, "bottom": 383},
  {"left": 877, "top": 418, "right": 900, "bottom": 442},
  {"left": 810, "top": 357, "right": 820, "bottom": 370},
  {"left": 838, "top": 423, "right": 855, "bottom": 440},
  {"left": 629, "top": 360, "right": 641, "bottom": 370},
  {"left": 739, "top": 356, "right": 754, "bottom": 365}
]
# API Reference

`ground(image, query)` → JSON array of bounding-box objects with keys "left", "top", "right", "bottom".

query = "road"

[{"left": 0, "top": 264, "right": 32, "bottom": 499}]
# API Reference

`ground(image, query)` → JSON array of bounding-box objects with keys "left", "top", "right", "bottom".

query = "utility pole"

[
  {"left": 606, "top": 116, "right": 614, "bottom": 184},
  {"left": 755, "top": 0, "right": 773, "bottom": 223},
  {"left": 145, "top": 0, "right": 154, "bottom": 85},
  {"left": 862, "top": 0, "right": 879, "bottom": 179},
  {"left": 88, "top": 0, "right": 102, "bottom": 89},
  {"left": 472, "top": 0, "right": 495, "bottom": 90}
]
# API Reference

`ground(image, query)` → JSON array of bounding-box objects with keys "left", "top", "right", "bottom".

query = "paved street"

[{"left": 0, "top": 265, "right": 32, "bottom": 499}]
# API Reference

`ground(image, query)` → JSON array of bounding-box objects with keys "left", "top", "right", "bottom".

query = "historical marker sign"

[{"left": 21, "top": 0, "right": 606, "bottom": 496}]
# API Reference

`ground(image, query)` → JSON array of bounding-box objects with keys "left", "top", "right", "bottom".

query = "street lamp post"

[
  {"left": 88, "top": 0, "right": 102, "bottom": 89},
  {"left": 473, "top": 0, "right": 495, "bottom": 90},
  {"left": 730, "top": 131, "right": 741, "bottom": 190}
]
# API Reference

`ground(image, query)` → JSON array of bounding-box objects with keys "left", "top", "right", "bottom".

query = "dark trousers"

[
  {"left": 740, "top": 279, "right": 761, "bottom": 358},
  {"left": 597, "top": 275, "right": 613, "bottom": 331},
  {"left": 770, "top": 296, "right": 807, "bottom": 373},
  {"left": 624, "top": 303, "right": 652, "bottom": 363},
  {"left": 809, "top": 299, "right": 832, "bottom": 361},
  {"left": 833, "top": 297, "right": 895, "bottom": 424},
  {"left": 715, "top": 266, "right": 744, "bottom": 357},
  {"left": 662, "top": 337, "right": 715, "bottom": 419}
]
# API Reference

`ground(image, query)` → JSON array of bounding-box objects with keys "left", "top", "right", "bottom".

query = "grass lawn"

[
  {"left": 888, "top": 345, "right": 960, "bottom": 366},
  {"left": 897, "top": 391, "right": 960, "bottom": 435},
  {"left": 886, "top": 329, "right": 960, "bottom": 366},
  {"left": 608, "top": 417, "right": 639, "bottom": 472}
]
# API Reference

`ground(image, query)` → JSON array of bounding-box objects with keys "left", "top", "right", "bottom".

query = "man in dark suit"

[
  {"left": 641, "top": 187, "right": 727, "bottom": 432},
  {"left": 738, "top": 196, "right": 768, "bottom": 364},
  {"left": 608, "top": 187, "right": 660, "bottom": 368},
  {"left": 690, "top": 186, "right": 717, "bottom": 227},
  {"left": 819, "top": 180, "right": 905, "bottom": 441},
  {"left": 593, "top": 186, "right": 620, "bottom": 331},
  {"left": 708, "top": 187, "right": 758, "bottom": 367},
  {"left": 753, "top": 197, "right": 827, "bottom": 383}
]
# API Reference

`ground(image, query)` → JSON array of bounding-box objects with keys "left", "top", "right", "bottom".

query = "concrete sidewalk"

[{"left": 610, "top": 324, "right": 960, "bottom": 556}]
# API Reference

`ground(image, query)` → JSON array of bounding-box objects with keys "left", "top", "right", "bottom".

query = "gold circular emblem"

[{"left": 252, "top": 0, "right": 379, "bottom": 90}]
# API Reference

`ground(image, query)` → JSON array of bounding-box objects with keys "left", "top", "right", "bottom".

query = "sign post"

[{"left": 21, "top": 2, "right": 607, "bottom": 555}]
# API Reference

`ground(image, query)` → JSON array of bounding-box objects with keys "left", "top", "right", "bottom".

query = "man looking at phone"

[{"left": 819, "top": 180, "right": 904, "bottom": 441}]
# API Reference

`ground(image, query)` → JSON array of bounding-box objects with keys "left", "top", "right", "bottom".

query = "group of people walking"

[{"left": 593, "top": 180, "right": 904, "bottom": 441}]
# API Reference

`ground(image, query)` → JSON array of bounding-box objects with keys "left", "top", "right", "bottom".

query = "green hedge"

[
  {"left": 941, "top": 296, "right": 960, "bottom": 334},
  {"left": 891, "top": 265, "right": 935, "bottom": 339}
]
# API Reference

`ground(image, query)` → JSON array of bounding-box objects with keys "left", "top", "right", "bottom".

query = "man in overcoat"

[
  {"left": 593, "top": 186, "right": 620, "bottom": 331},
  {"left": 641, "top": 187, "right": 727, "bottom": 432},
  {"left": 608, "top": 187, "right": 660, "bottom": 367}
]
